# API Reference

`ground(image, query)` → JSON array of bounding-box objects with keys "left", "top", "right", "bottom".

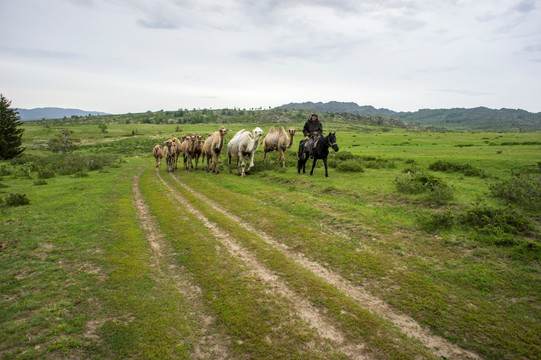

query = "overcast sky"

[{"left": 1, "top": 0, "right": 540, "bottom": 114}]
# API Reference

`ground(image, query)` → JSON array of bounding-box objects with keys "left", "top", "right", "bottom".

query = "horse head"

[{"left": 326, "top": 132, "right": 339, "bottom": 152}]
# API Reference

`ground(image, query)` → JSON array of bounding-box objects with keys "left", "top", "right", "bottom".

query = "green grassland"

[{"left": 1, "top": 118, "right": 540, "bottom": 359}]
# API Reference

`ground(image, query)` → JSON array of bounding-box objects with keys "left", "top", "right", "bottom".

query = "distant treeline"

[{"left": 24, "top": 108, "right": 416, "bottom": 129}]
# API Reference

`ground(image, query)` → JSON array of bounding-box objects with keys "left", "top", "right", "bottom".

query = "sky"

[{"left": 1, "top": 0, "right": 540, "bottom": 114}]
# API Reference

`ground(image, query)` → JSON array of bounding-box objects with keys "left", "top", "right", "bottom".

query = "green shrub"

[
  {"left": 0, "top": 165, "right": 13, "bottom": 176},
  {"left": 426, "top": 182, "right": 454, "bottom": 204},
  {"left": 337, "top": 160, "right": 364, "bottom": 173},
  {"left": 334, "top": 151, "right": 357, "bottom": 161},
  {"left": 330, "top": 152, "right": 392, "bottom": 172},
  {"left": 360, "top": 156, "right": 395, "bottom": 169},
  {"left": 429, "top": 160, "right": 486, "bottom": 178},
  {"left": 419, "top": 210, "right": 455, "bottom": 231},
  {"left": 37, "top": 169, "right": 55, "bottom": 179},
  {"left": 396, "top": 171, "right": 454, "bottom": 203},
  {"left": 490, "top": 173, "right": 541, "bottom": 211},
  {"left": 3, "top": 193, "right": 30, "bottom": 207},
  {"left": 395, "top": 171, "right": 445, "bottom": 193},
  {"left": 33, "top": 179, "right": 48, "bottom": 186},
  {"left": 457, "top": 205, "right": 532, "bottom": 236}
]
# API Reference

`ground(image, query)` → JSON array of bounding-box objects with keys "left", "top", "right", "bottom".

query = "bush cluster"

[
  {"left": 327, "top": 151, "right": 394, "bottom": 173},
  {"left": 429, "top": 160, "right": 486, "bottom": 178},
  {"left": 490, "top": 173, "right": 541, "bottom": 211},
  {"left": 82, "top": 137, "right": 159, "bottom": 156},
  {"left": 395, "top": 170, "right": 454, "bottom": 204},
  {"left": 3, "top": 153, "right": 122, "bottom": 181},
  {"left": 420, "top": 204, "right": 535, "bottom": 248},
  {"left": 2, "top": 193, "right": 30, "bottom": 207}
]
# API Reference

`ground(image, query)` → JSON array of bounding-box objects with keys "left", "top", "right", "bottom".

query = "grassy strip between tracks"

[
  {"left": 139, "top": 166, "right": 349, "bottom": 360},
  {"left": 160, "top": 169, "right": 436, "bottom": 359}
]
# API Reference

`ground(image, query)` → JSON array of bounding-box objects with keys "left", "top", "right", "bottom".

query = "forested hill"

[{"left": 279, "top": 101, "right": 541, "bottom": 131}]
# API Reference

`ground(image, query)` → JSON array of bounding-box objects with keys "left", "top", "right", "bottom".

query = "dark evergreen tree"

[{"left": 0, "top": 94, "right": 25, "bottom": 159}]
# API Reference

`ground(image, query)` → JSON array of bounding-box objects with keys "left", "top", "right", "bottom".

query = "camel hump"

[{"left": 268, "top": 126, "right": 278, "bottom": 133}]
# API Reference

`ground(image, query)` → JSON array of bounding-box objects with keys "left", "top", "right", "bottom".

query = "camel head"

[
  {"left": 288, "top": 128, "right": 296, "bottom": 136},
  {"left": 253, "top": 127, "right": 264, "bottom": 139},
  {"left": 218, "top": 126, "right": 228, "bottom": 137},
  {"left": 162, "top": 139, "right": 173, "bottom": 148}
]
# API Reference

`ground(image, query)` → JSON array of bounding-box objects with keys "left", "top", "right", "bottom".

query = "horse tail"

[{"left": 297, "top": 139, "right": 306, "bottom": 160}]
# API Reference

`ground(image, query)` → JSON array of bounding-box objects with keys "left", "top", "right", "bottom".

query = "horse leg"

[
  {"left": 310, "top": 158, "right": 317, "bottom": 176},
  {"left": 323, "top": 157, "right": 329, "bottom": 177}
]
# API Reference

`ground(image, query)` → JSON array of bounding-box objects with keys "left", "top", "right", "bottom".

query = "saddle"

[{"left": 302, "top": 137, "right": 320, "bottom": 152}]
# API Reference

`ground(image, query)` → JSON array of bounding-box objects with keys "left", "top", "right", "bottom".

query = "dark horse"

[{"left": 297, "top": 132, "right": 339, "bottom": 177}]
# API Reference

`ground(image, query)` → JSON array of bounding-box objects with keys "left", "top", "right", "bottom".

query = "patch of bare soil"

[
  {"left": 169, "top": 174, "right": 481, "bottom": 360},
  {"left": 158, "top": 170, "right": 368, "bottom": 360},
  {"left": 132, "top": 166, "right": 231, "bottom": 359}
]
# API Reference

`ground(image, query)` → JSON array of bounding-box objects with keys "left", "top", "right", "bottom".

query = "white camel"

[{"left": 227, "top": 127, "right": 264, "bottom": 177}]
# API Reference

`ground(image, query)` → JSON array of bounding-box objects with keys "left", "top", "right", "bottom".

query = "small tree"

[
  {"left": 48, "top": 129, "right": 79, "bottom": 154},
  {"left": 98, "top": 123, "right": 108, "bottom": 137},
  {"left": 0, "top": 94, "right": 25, "bottom": 159}
]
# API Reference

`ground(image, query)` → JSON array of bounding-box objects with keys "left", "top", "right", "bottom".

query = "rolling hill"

[{"left": 279, "top": 101, "right": 541, "bottom": 131}]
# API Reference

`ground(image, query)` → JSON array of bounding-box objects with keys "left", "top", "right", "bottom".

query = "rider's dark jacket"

[{"left": 303, "top": 119, "right": 323, "bottom": 137}]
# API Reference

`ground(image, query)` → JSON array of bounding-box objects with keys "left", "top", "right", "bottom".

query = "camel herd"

[{"left": 153, "top": 125, "right": 297, "bottom": 176}]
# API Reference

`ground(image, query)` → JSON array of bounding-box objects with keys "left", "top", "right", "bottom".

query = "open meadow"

[{"left": 1, "top": 119, "right": 540, "bottom": 359}]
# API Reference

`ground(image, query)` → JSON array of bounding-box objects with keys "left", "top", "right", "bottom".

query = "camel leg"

[
  {"left": 278, "top": 149, "right": 285, "bottom": 168},
  {"left": 248, "top": 152, "right": 255, "bottom": 172},
  {"left": 228, "top": 154, "right": 233, "bottom": 173},
  {"left": 263, "top": 151, "right": 267, "bottom": 164},
  {"left": 239, "top": 152, "right": 246, "bottom": 177},
  {"left": 213, "top": 154, "right": 219, "bottom": 174}
]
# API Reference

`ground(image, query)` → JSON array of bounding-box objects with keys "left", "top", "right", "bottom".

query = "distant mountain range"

[
  {"left": 17, "top": 107, "right": 109, "bottom": 121},
  {"left": 279, "top": 101, "right": 541, "bottom": 131}
]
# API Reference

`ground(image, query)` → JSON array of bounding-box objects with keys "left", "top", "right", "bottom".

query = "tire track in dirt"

[
  {"left": 157, "top": 170, "right": 369, "bottom": 360},
  {"left": 132, "top": 166, "right": 231, "bottom": 359},
  {"left": 169, "top": 173, "right": 481, "bottom": 360}
]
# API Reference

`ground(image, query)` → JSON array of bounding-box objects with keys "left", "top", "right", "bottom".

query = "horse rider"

[{"left": 303, "top": 113, "right": 323, "bottom": 158}]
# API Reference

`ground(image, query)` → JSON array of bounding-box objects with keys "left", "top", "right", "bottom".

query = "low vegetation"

[
  {"left": 490, "top": 165, "right": 541, "bottom": 211},
  {"left": 429, "top": 159, "right": 487, "bottom": 178}
]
